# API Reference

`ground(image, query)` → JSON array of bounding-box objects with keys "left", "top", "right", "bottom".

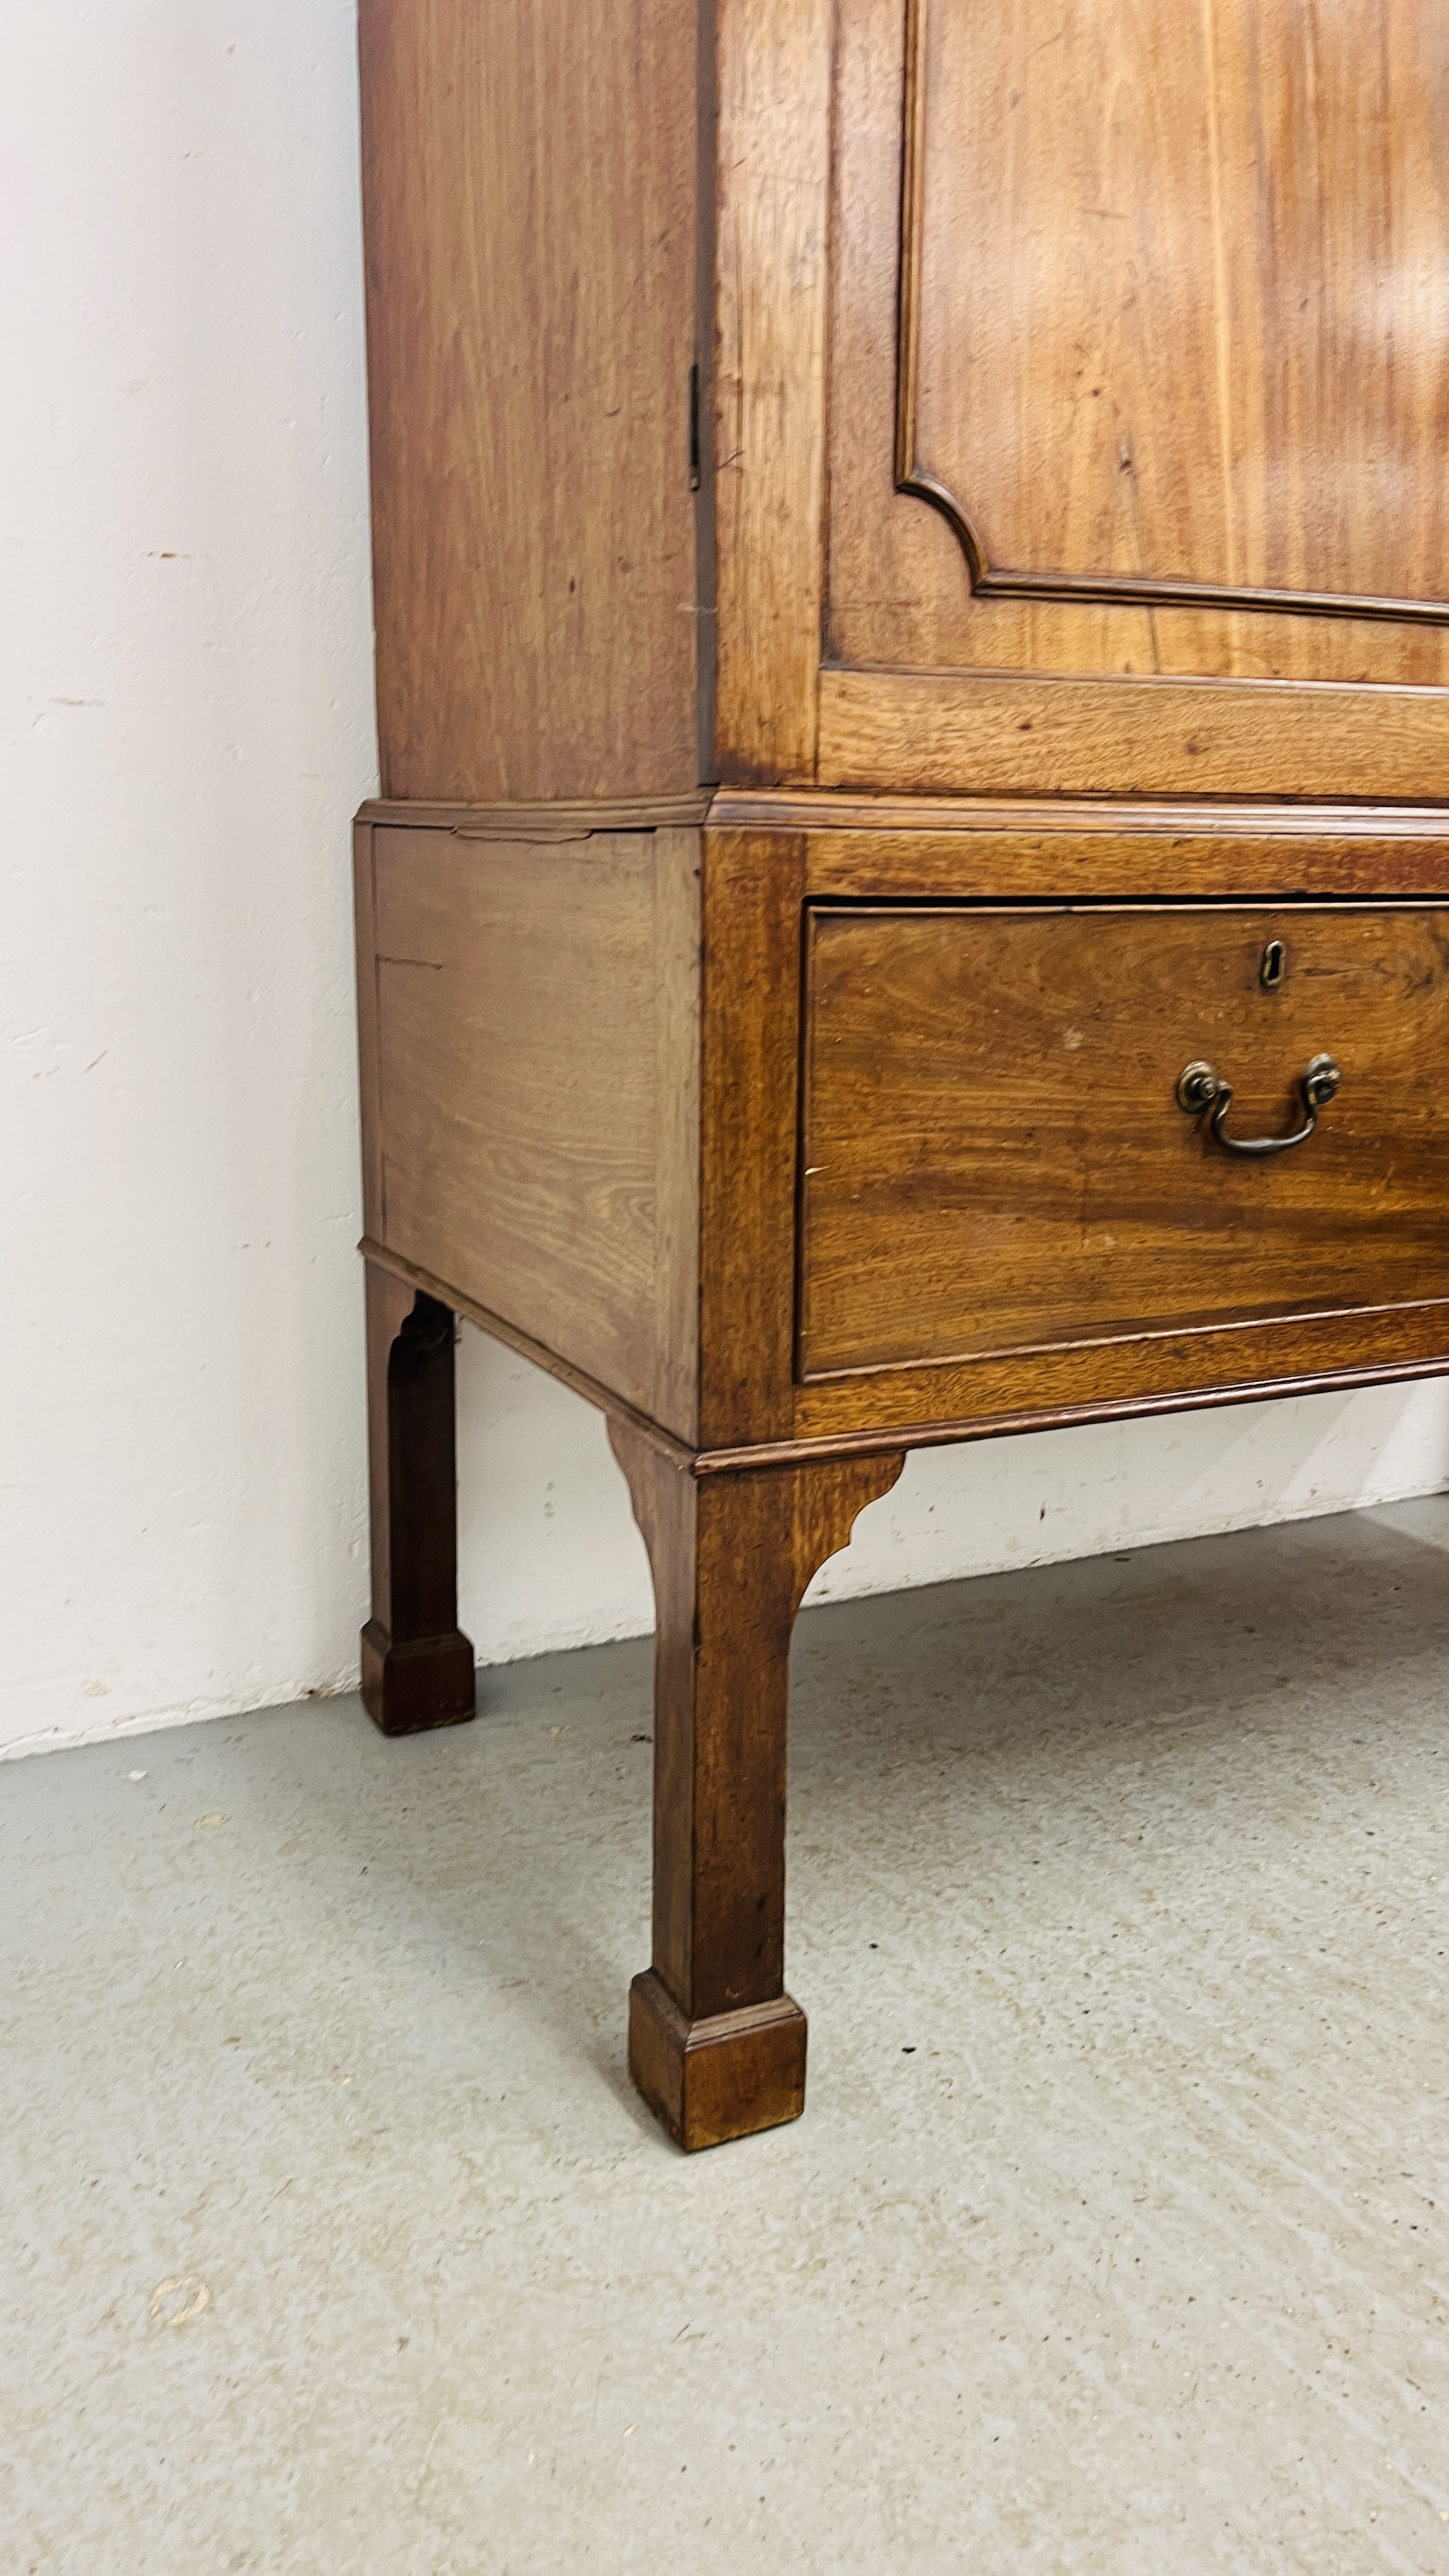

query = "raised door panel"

[
  {"left": 901, "top": 0, "right": 1449, "bottom": 624},
  {"left": 817, "top": 0, "right": 1449, "bottom": 795}
]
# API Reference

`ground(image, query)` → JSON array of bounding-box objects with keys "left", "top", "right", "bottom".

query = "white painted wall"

[{"left": 4, "top": 1, "right": 1447, "bottom": 1761}]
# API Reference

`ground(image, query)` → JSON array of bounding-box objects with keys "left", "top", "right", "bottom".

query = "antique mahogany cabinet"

[{"left": 353, "top": 1, "right": 1449, "bottom": 2149}]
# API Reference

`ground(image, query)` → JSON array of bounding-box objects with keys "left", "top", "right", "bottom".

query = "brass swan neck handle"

[{"left": 1176, "top": 1054, "right": 1342, "bottom": 1158}]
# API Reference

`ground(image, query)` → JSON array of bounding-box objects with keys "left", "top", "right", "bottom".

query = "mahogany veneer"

[{"left": 353, "top": 1, "right": 1449, "bottom": 2150}]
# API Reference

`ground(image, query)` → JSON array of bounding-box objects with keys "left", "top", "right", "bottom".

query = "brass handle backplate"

[{"left": 1176, "top": 1054, "right": 1342, "bottom": 1158}]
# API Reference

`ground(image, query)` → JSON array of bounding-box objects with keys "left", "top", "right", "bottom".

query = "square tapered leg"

[
  {"left": 609, "top": 1425, "right": 904, "bottom": 2149},
  {"left": 360, "top": 1261, "right": 476, "bottom": 1736}
]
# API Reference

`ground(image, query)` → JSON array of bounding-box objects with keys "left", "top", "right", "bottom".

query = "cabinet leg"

[
  {"left": 610, "top": 1428, "right": 905, "bottom": 2150},
  {"left": 360, "top": 1262, "right": 477, "bottom": 1736}
]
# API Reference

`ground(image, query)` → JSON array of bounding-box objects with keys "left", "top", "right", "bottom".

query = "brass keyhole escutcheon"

[{"left": 1260, "top": 938, "right": 1287, "bottom": 990}]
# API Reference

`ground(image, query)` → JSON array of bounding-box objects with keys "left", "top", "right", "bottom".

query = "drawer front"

[{"left": 799, "top": 905, "right": 1449, "bottom": 1380}]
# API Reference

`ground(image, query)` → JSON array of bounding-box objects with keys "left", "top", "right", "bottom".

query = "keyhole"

[{"left": 1260, "top": 939, "right": 1287, "bottom": 990}]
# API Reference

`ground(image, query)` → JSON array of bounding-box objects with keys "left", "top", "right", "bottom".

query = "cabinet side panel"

[
  {"left": 371, "top": 828, "right": 700, "bottom": 1438},
  {"left": 358, "top": 1, "right": 700, "bottom": 804}
]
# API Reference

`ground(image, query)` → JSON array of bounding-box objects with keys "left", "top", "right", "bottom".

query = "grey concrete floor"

[{"left": 6, "top": 1502, "right": 1449, "bottom": 2573}]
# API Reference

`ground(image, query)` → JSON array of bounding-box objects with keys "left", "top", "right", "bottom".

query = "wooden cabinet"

[{"left": 353, "top": 2, "right": 1449, "bottom": 2150}]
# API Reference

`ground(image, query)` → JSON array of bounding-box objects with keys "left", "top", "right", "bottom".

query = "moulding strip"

[{"left": 356, "top": 793, "right": 712, "bottom": 840}]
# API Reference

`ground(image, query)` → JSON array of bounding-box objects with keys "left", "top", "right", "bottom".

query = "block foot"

[
  {"left": 360, "top": 1619, "right": 477, "bottom": 1736},
  {"left": 628, "top": 1970, "right": 807, "bottom": 2152}
]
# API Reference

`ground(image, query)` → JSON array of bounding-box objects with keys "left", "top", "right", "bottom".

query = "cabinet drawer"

[{"left": 799, "top": 905, "right": 1449, "bottom": 1380}]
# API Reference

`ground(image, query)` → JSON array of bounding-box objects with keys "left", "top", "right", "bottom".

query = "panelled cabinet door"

[{"left": 716, "top": 0, "right": 1449, "bottom": 795}]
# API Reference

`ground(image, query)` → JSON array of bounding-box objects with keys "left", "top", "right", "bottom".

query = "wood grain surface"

[
  {"left": 371, "top": 825, "right": 701, "bottom": 1438},
  {"left": 816, "top": 668, "right": 1449, "bottom": 802},
  {"left": 824, "top": 0, "right": 1449, "bottom": 779},
  {"left": 610, "top": 1424, "right": 904, "bottom": 2146},
  {"left": 801, "top": 904, "right": 1449, "bottom": 1377},
  {"left": 697, "top": 830, "right": 806, "bottom": 1444},
  {"left": 356, "top": 0, "right": 1449, "bottom": 791},
  {"left": 711, "top": 0, "right": 832, "bottom": 783},
  {"left": 801, "top": 822, "right": 1449, "bottom": 903},
  {"left": 790, "top": 1305, "right": 1449, "bottom": 1446},
  {"left": 902, "top": 0, "right": 1449, "bottom": 620},
  {"left": 358, "top": 0, "right": 700, "bottom": 802}
]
